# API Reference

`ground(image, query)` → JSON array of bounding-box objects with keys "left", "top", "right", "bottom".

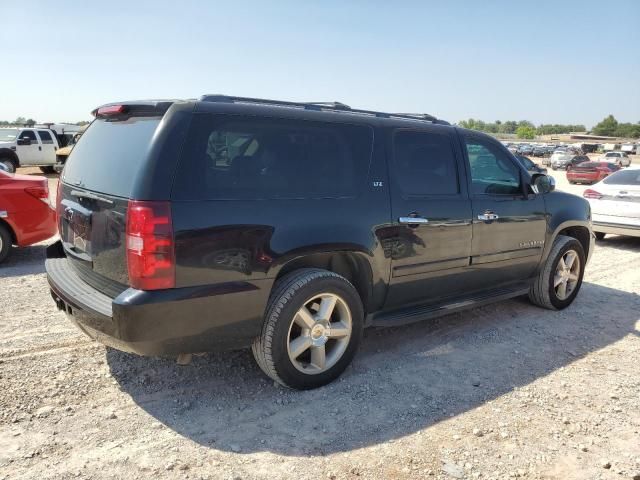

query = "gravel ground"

[{"left": 1, "top": 162, "right": 639, "bottom": 480}]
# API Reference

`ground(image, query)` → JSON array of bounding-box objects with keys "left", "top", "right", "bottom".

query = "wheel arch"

[
  {"left": 0, "top": 148, "right": 19, "bottom": 167},
  {"left": 548, "top": 221, "right": 592, "bottom": 262},
  {"left": 0, "top": 218, "right": 17, "bottom": 245},
  {"left": 275, "top": 251, "right": 377, "bottom": 314}
]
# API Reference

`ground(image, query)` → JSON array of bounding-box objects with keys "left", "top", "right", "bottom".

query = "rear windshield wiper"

[{"left": 70, "top": 189, "right": 114, "bottom": 205}]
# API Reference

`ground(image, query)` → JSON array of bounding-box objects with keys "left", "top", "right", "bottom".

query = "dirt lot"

[{"left": 1, "top": 163, "right": 639, "bottom": 480}]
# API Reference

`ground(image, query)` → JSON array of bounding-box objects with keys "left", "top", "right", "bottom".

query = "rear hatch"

[{"left": 57, "top": 104, "right": 168, "bottom": 296}]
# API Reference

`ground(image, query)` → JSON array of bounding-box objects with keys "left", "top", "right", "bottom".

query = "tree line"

[
  {"left": 458, "top": 115, "right": 640, "bottom": 140},
  {"left": 0, "top": 117, "right": 90, "bottom": 127}
]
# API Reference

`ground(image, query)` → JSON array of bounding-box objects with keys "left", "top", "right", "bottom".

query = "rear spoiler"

[{"left": 91, "top": 100, "right": 178, "bottom": 119}]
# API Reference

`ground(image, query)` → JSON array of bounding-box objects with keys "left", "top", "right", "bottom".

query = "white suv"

[{"left": 0, "top": 127, "right": 60, "bottom": 173}]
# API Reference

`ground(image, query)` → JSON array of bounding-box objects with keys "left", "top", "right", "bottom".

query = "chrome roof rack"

[{"left": 200, "top": 95, "right": 449, "bottom": 125}]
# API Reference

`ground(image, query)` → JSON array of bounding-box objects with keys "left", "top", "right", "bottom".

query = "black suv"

[{"left": 46, "top": 95, "right": 594, "bottom": 390}]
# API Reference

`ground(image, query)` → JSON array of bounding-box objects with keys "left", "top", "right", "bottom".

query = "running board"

[{"left": 368, "top": 284, "right": 530, "bottom": 328}]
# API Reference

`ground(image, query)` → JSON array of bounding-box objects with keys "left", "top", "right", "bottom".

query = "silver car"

[
  {"left": 600, "top": 151, "right": 631, "bottom": 167},
  {"left": 584, "top": 167, "right": 640, "bottom": 239}
]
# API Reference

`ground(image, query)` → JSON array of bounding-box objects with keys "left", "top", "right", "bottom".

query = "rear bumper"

[{"left": 46, "top": 251, "right": 271, "bottom": 356}]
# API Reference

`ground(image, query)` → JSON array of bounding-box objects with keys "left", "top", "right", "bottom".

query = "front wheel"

[
  {"left": 40, "top": 166, "right": 55, "bottom": 174},
  {"left": 529, "top": 235, "right": 585, "bottom": 310},
  {"left": 252, "top": 269, "right": 364, "bottom": 390},
  {"left": 595, "top": 232, "right": 606, "bottom": 241},
  {"left": 0, "top": 158, "right": 16, "bottom": 173},
  {"left": 0, "top": 223, "right": 12, "bottom": 263}
]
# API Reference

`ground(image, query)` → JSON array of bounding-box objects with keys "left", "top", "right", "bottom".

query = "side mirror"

[
  {"left": 531, "top": 173, "right": 555, "bottom": 194},
  {"left": 17, "top": 138, "right": 31, "bottom": 146}
]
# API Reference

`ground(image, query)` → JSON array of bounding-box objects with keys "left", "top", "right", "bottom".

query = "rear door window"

[
  {"left": 173, "top": 115, "right": 373, "bottom": 200},
  {"left": 392, "top": 130, "right": 459, "bottom": 196},
  {"left": 37, "top": 130, "right": 54, "bottom": 144},
  {"left": 62, "top": 117, "right": 161, "bottom": 197}
]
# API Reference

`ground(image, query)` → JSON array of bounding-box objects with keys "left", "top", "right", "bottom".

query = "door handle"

[
  {"left": 38, "top": 146, "right": 42, "bottom": 151},
  {"left": 399, "top": 216, "right": 429, "bottom": 225},
  {"left": 477, "top": 211, "right": 499, "bottom": 221}
]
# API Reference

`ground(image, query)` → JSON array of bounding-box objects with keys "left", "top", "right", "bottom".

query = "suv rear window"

[
  {"left": 172, "top": 114, "right": 373, "bottom": 200},
  {"left": 62, "top": 117, "right": 161, "bottom": 197}
]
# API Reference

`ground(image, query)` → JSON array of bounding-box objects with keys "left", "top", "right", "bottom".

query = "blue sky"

[{"left": 2, "top": 0, "right": 638, "bottom": 127}]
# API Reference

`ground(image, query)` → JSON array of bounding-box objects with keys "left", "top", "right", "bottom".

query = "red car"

[
  {"left": 566, "top": 161, "right": 620, "bottom": 185},
  {"left": 0, "top": 169, "right": 57, "bottom": 262}
]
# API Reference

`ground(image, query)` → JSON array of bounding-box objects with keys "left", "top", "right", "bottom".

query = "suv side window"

[
  {"left": 38, "top": 130, "right": 54, "bottom": 144},
  {"left": 19, "top": 130, "right": 38, "bottom": 142},
  {"left": 392, "top": 130, "right": 459, "bottom": 196},
  {"left": 464, "top": 135, "right": 521, "bottom": 195},
  {"left": 173, "top": 115, "right": 373, "bottom": 200}
]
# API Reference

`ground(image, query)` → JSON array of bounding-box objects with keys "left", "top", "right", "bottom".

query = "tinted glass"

[
  {"left": 37, "top": 130, "right": 53, "bottom": 143},
  {"left": 465, "top": 135, "right": 521, "bottom": 195},
  {"left": 393, "top": 130, "right": 458, "bottom": 195},
  {"left": 603, "top": 169, "right": 640, "bottom": 185},
  {"left": 19, "top": 130, "right": 37, "bottom": 141},
  {"left": 63, "top": 117, "right": 161, "bottom": 197},
  {"left": 173, "top": 115, "right": 373, "bottom": 200},
  {"left": 516, "top": 155, "right": 534, "bottom": 169}
]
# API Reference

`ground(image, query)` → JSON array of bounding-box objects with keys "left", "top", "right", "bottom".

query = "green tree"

[
  {"left": 591, "top": 115, "right": 618, "bottom": 136},
  {"left": 516, "top": 125, "right": 536, "bottom": 139}
]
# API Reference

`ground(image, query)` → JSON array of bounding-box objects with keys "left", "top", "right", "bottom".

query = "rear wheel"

[
  {"left": 252, "top": 268, "right": 364, "bottom": 390},
  {"left": 0, "top": 223, "right": 12, "bottom": 263},
  {"left": 39, "top": 166, "right": 55, "bottom": 174},
  {"left": 595, "top": 232, "right": 606, "bottom": 241},
  {"left": 529, "top": 235, "right": 585, "bottom": 310},
  {"left": 0, "top": 158, "right": 16, "bottom": 173}
]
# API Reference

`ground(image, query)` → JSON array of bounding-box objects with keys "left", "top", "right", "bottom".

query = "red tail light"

[
  {"left": 126, "top": 200, "right": 175, "bottom": 290},
  {"left": 24, "top": 182, "right": 50, "bottom": 203},
  {"left": 96, "top": 105, "right": 126, "bottom": 116},
  {"left": 583, "top": 189, "right": 603, "bottom": 199}
]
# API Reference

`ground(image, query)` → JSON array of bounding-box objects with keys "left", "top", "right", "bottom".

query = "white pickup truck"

[{"left": 0, "top": 127, "right": 62, "bottom": 173}]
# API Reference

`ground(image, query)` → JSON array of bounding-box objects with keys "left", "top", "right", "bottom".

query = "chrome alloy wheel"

[
  {"left": 286, "top": 293, "right": 352, "bottom": 374},
  {"left": 554, "top": 249, "right": 580, "bottom": 300}
]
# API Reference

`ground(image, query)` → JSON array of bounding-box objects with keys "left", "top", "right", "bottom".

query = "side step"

[{"left": 368, "top": 284, "right": 530, "bottom": 328}]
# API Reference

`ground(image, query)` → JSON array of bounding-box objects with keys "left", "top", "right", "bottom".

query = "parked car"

[
  {"left": 517, "top": 144, "right": 534, "bottom": 155},
  {"left": 45, "top": 95, "right": 593, "bottom": 390},
  {"left": 515, "top": 154, "right": 548, "bottom": 174},
  {"left": 567, "top": 161, "right": 620, "bottom": 184},
  {"left": 0, "top": 169, "right": 57, "bottom": 262},
  {"left": 551, "top": 153, "right": 589, "bottom": 170},
  {"left": 0, "top": 127, "right": 63, "bottom": 173},
  {"left": 583, "top": 166, "right": 640, "bottom": 240},
  {"left": 600, "top": 151, "right": 631, "bottom": 167},
  {"left": 532, "top": 146, "right": 547, "bottom": 157}
]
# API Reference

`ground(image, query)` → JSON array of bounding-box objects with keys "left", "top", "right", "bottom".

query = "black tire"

[
  {"left": 252, "top": 268, "right": 364, "bottom": 390},
  {"left": 0, "top": 158, "right": 17, "bottom": 173},
  {"left": 0, "top": 223, "right": 12, "bottom": 263},
  {"left": 529, "top": 235, "right": 586, "bottom": 310},
  {"left": 594, "top": 232, "right": 606, "bottom": 241},
  {"left": 40, "top": 166, "right": 55, "bottom": 174}
]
